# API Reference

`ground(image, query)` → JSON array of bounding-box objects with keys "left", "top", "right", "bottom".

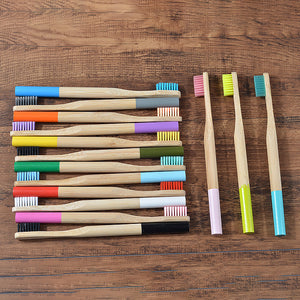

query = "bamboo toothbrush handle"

[
  {"left": 15, "top": 224, "right": 142, "bottom": 240},
  {"left": 203, "top": 72, "right": 222, "bottom": 235},
  {"left": 12, "top": 137, "right": 182, "bottom": 148},
  {"left": 57, "top": 187, "right": 185, "bottom": 198},
  {"left": 15, "top": 149, "right": 142, "bottom": 161},
  {"left": 14, "top": 100, "right": 137, "bottom": 111},
  {"left": 231, "top": 72, "right": 254, "bottom": 234},
  {"left": 58, "top": 87, "right": 181, "bottom": 98},
  {"left": 57, "top": 112, "right": 181, "bottom": 123},
  {"left": 264, "top": 73, "right": 285, "bottom": 236}
]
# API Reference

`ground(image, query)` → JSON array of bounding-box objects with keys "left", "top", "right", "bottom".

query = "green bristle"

[{"left": 254, "top": 75, "right": 266, "bottom": 97}]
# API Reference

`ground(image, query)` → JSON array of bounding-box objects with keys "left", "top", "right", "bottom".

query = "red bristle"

[
  {"left": 160, "top": 181, "right": 183, "bottom": 190},
  {"left": 193, "top": 75, "right": 204, "bottom": 97}
]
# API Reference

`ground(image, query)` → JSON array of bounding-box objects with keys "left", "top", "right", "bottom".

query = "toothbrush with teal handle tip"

[
  {"left": 194, "top": 72, "right": 222, "bottom": 235},
  {"left": 222, "top": 72, "right": 254, "bottom": 234},
  {"left": 254, "top": 73, "right": 286, "bottom": 236},
  {"left": 15, "top": 86, "right": 181, "bottom": 99}
]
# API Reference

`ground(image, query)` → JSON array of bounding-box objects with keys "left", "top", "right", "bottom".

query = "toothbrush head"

[
  {"left": 193, "top": 75, "right": 204, "bottom": 97},
  {"left": 254, "top": 75, "right": 266, "bottom": 97},
  {"left": 222, "top": 74, "right": 234, "bottom": 96}
]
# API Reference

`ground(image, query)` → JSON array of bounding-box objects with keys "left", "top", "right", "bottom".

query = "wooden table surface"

[{"left": 0, "top": 1, "right": 299, "bottom": 299}]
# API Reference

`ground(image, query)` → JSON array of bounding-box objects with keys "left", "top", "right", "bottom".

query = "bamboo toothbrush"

[
  {"left": 13, "top": 186, "right": 185, "bottom": 198},
  {"left": 254, "top": 73, "right": 285, "bottom": 236},
  {"left": 14, "top": 97, "right": 179, "bottom": 110},
  {"left": 15, "top": 206, "right": 189, "bottom": 224},
  {"left": 15, "top": 85, "right": 181, "bottom": 98},
  {"left": 10, "top": 122, "right": 179, "bottom": 136},
  {"left": 15, "top": 146, "right": 184, "bottom": 162},
  {"left": 13, "top": 110, "right": 181, "bottom": 123},
  {"left": 222, "top": 72, "right": 254, "bottom": 234},
  {"left": 14, "top": 171, "right": 186, "bottom": 187},
  {"left": 15, "top": 221, "right": 189, "bottom": 240},
  {"left": 13, "top": 196, "right": 186, "bottom": 212},
  {"left": 194, "top": 72, "right": 222, "bottom": 235},
  {"left": 14, "top": 161, "right": 185, "bottom": 173},
  {"left": 12, "top": 136, "right": 182, "bottom": 148}
]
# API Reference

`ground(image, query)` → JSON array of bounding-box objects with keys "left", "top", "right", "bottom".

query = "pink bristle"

[
  {"left": 164, "top": 205, "right": 187, "bottom": 217},
  {"left": 193, "top": 75, "right": 204, "bottom": 97},
  {"left": 12, "top": 121, "right": 35, "bottom": 131}
]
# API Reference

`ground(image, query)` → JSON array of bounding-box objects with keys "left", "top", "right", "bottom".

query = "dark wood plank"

[{"left": 0, "top": 0, "right": 299, "bottom": 298}]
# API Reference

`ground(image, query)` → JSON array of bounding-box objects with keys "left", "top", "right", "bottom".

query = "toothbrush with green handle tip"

[
  {"left": 222, "top": 72, "right": 254, "bottom": 234},
  {"left": 254, "top": 73, "right": 286, "bottom": 236}
]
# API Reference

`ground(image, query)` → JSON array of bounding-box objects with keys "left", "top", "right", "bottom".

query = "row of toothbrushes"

[
  {"left": 193, "top": 72, "right": 285, "bottom": 236},
  {"left": 11, "top": 84, "right": 190, "bottom": 240}
]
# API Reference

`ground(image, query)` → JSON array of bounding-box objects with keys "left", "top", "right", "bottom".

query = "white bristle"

[
  {"left": 164, "top": 205, "right": 187, "bottom": 217},
  {"left": 14, "top": 197, "right": 38, "bottom": 207},
  {"left": 157, "top": 107, "right": 180, "bottom": 117}
]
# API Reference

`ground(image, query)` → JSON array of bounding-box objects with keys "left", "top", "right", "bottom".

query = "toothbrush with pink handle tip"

[{"left": 193, "top": 72, "right": 222, "bottom": 235}]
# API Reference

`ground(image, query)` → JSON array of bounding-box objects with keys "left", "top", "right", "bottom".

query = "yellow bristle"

[
  {"left": 157, "top": 131, "right": 180, "bottom": 141},
  {"left": 222, "top": 74, "right": 234, "bottom": 96}
]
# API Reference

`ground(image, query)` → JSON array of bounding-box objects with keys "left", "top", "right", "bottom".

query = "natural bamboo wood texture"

[
  {"left": 232, "top": 72, "right": 250, "bottom": 188},
  {"left": 0, "top": 0, "right": 299, "bottom": 298},
  {"left": 264, "top": 73, "right": 282, "bottom": 192},
  {"left": 203, "top": 72, "right": 219, "bottom": 190}
]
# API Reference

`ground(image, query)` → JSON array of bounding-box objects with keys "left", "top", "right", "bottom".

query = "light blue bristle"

[
  {"left": 254, "top": 75, "right": 266, "bottom": 97},
  {"left": 17, "top": 171, "right": 39, "bottom": 181},
  {"left": 161, "top": 156, "right": 184, "bottom": 166},
  {"left": 156, "top": 82, "right": 178, "bottom": 91}
]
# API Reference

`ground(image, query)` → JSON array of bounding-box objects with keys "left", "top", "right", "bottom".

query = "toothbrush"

[
  {"left": 14, "top": 146, "right": 184, "bottom": 162},
  {"left": 10, "top": 122, "right": 179, "bottom": 136},
  {"left": 14, "top": 161, "right": 185, "bottom": 173},
  {"left": 15, "top": 86, "right": 181, "bottom": 98},
  {"left": 15, "top": 221, "right": 189, "bottom": 240},
  {"left": 14, "top": 171, "right": 186, "bottom": 186},
  {"left": 222, "top": 72, "right": 254, "bottom": 234},
  {"left": 254, "top": 73, "right": 285, "bottom": 236},
  {"left": 15, "top": 207, "right": 189, "bottom": 224},
  {"left": 194, "top": 72, "right": 222, "bottom": 235},
  {"left": 14, "top": 97, "right": 179, "bottom": 110},
  {"left": 13, "top": 186, "right": 186, "bottom": 198},
  {"left": 13, "top": 196, "right": 187, "bottom": 212},
  {"left": 12, "top": 136, "right": 182, "bottom": 148},
  {"left": 13, "top": 110, "right": 181, "bottom": 123}
]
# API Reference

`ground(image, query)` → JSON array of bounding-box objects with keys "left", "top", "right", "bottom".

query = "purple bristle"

[{"left": 12, "top": 121, "right": 35, "bottom": 131}]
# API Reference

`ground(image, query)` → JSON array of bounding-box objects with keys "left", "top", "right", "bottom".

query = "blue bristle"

[
  {"left": 156, "top": 82, "right": 178, "bottom": 91},
  {"left": 254, "top": 75, "right": 266, "bottom": 97},
  {"left": 160, "top": 156, "right": 184, "bottom": 166}
]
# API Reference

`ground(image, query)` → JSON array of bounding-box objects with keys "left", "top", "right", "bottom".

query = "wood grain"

[{"left": 0, "top": 0, "right": 299, "bottom": 298}]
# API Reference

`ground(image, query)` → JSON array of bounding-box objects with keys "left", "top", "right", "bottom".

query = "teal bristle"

[
  {"left": 156, "top": 83, "right": 178, "bottom": 91},
  {"left": 161, "top": 156, "right": 184, "bottom": 166},
  {"left": 254, "top": 75, "right": 266, "bottom": 97}
]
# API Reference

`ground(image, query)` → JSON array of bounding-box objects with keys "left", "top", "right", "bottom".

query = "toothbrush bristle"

[
  {"left": 17, "top": 171, "right": 40, "bottom": 181},
  {"left": 160, "top": 156, "right": 184, "bottom": 166},
  {"left": 164, "top": 205, "right": 187, "bottom": 216},
  {"left": 157, "top": 107, "right": 180, "bottom": 117},
  {"left": 157, "top": 131, "right": 180, "bottom": 141},
  {"left": 15, "top": 96, "right": 38, "bottom": 106},
  {"left": 14, "top": 196, "right": 39, "bottom": 207},
  {"left": 193, "top": 75, "right": 204, "bottom": 97},
  {"left": 254, "top": 75, "right": 266, "bottom": 97},
  {"left": 222, "top": 74, "right": 234, "bottom": 96},
  {"left": 160, "top": 181, "right": 183, "bottom": 190},
  {"left": 12, "top": 121, "right": 35, "bottom": 131},
  {"left": 18, "top": 222, "right": 40, "bottom": 232},
  {"left": 17, "top": 147, "right": 39, "bottom": 156},
  {"left": 156, "top": 83, "right": 179, "bottom": 91}
]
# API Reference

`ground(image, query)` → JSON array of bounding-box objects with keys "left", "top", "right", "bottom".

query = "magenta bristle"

[
  {"left": 12, "top": 121, "right": 35, "bottom": 131},
  {"left": 193, "top": 75, "right": 204, "bottom": 97},
  {"left": 164, "top": 205, "right": 187, "bottom": 217}
]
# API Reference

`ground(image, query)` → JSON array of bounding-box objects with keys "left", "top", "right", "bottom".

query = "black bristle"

[
  {"left": 17, "top": 146, "right": 39, "bottom": 156},
  {"left": 15, "top": 96, "right": 38, "bottom": 106},
  {"left": 17, "top": 222, "right": 40, "bottom": 232}
]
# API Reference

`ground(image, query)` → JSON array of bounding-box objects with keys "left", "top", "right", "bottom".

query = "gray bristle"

[{"left": 15, "top": 96, "right": 38, "bottom": 106}]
